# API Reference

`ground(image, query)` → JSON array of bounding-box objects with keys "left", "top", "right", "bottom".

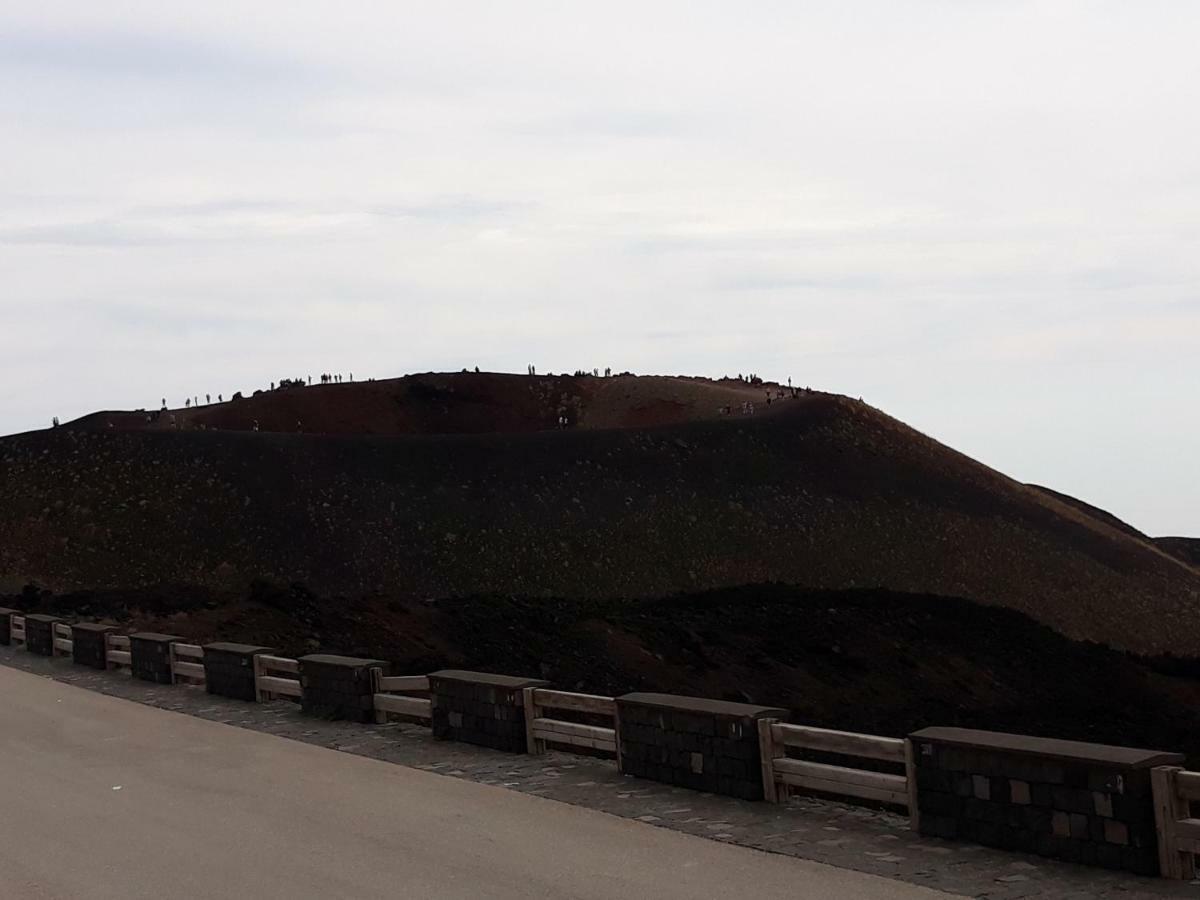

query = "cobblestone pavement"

[{"left": 3, "top": 646, "right": 1197, "bottom": 899}]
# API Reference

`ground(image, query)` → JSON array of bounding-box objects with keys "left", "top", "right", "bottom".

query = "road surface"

[{"left": 0, "top": 664, "right": 955, "bottom": 899}]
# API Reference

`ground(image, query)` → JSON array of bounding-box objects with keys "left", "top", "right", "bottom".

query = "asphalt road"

[{"left": 0, "top": 665, "right": 955, "bottom": 899}]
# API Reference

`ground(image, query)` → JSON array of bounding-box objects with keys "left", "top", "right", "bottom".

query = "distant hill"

[
  {"left": 1025, "top": 484, "right": 1149, "bottom": 541},
  {"left": 2, "top": 372, "right": 1198, "bottom": 655},
  {"left": 1156, "top": 537, "right": 1200, "bottom": 568}
]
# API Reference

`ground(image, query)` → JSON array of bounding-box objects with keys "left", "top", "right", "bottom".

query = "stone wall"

[
  {"left": 429, "top": 670, "right": 548, "bottom": 753},
  {"left": 0, "top": 608, "right": 14, "bottom": 646},
  {"left": 130, "top": 633, "right": 180, "bottom": 684},
  {"left": 70, "top": 623, "right": 114, "bottom": 670},
  {"left": 911, "top": 726, "right": 1183, "bottom": 876},
  {"left": 616, "top": 693, "right": 787, "bottom": 801},
  {"left": 298, "top": 654, "right": 388, "bottom": 723},
  {"left": 25, "top": 614, "right": 63, "bottom": 657},
  {"left": 203, "top": 643, "right": 274, "bottom": 702}
]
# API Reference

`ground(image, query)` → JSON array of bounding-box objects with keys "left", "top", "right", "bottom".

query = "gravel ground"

[{"left": 2, "top": 645, "right": 1196, "bottom": 899}]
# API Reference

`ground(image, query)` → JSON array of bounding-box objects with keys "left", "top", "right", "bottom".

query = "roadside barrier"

[
  {"left": 1152, "top": 766, "right": 1200, "bottom": 879},
  {"left": 105, "top": 634, "right": 132, "bottom": 670},
  {"left": 169, "top": 643, "right": 206, "bottom": 686},
  {"left": 372, "top": 672, "right": 432, "bottom": 724},
  {"left": 758, "top": 721, "right": 918, "bottom": 828},
  {"left": 52, "top": 622, "right": 73, "bottom": 658},
  {"left": 0, "top": 619, "right": 1190, "bottom": 878},
  {"left": 523, "top": 688, "right": 617, "bottom": 758},
  {"left": 253, "top": 654, "right": 302, "bottom": 701}
]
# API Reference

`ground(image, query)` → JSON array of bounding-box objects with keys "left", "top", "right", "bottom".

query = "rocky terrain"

[{"left": 1, "top": 372, "right": 1197, "bottom": 657}]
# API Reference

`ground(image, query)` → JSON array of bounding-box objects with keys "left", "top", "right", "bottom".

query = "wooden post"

[
  {"left": 167, "top": 642, "right": 178, "bottom": 685},
  {"left": 372, "top": 668, "right": 387, "bottom": 724},
  {"left": 252, "top": 653, "right": 266, "bottom": 702},
  {"left": 904, "top": 738, "right": 921, "bottom": 832},
  {"left": 523, "top": 687, "right": 541, "bottom": 755},
  {"left": 1152, "top": 765, "right": 1193, "bottom": 879},
  {"left": 612, "top": 701, "right": 625, "bottom": 774},
  {"left": 758, "top": 717, "right": 779, "bottom": 803}
]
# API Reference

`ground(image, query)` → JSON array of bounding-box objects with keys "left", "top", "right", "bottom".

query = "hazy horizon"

[{"left": 1, "top": 2, "right": 1196, "bottom": 535}]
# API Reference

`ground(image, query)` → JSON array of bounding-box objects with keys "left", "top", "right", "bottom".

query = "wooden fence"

[
  {"left": 10, "top": 614, "right": 25, "bottom": 647},
  {"left": 758, "top": 720, "right": 919, "bottom": 829},
  {"left": 170, "top": 643, "right": 206, "bottom": 686},
  {"left": 253, "top": 655, "right": 302, "bottom": 701},
  {"left": 105, "top": 634, "right": 132, "bottom": 671},
  {"left": 1152, "top": 765, "right": 1200, "bottom": 879},
  {"left": 52, "top": 622, "right": 73, "bottom": 658},
  {"left": 372, "top": 673, "right": 432, "bottom": 724},
  {"left": 523, "top": 688, "right": 618, "bottom": 759}
]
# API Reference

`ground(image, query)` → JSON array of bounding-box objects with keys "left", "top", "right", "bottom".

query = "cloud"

[
  {"left": 0, "top": 27, "right": 314, "bottom": 85},
  {"left": 1, "top": 1, "right": 1198, "bottom": 533}
]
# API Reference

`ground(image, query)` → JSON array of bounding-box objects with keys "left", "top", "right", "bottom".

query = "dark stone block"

[
  {"left": 1030, "top": 783, "right": 1054, "bottom": 807},
  {"left": 614, "top": 692, "right": 785, "bottom": 801},
  {"left": 25, "top": 614, "right": 64, "bottom": 656},
  {"left": 71, "top": 623, "right": 115, "bottom": 669},
  {"left": 298, "top": 654, "right": 389, "bottom": 722},
  {"left": 910, "top": 726, "right": 1178, "bottom": 875},
  {"left": 428, "top": 670, "right": 548, "bottom": 753},
  {"left": 203, "top": 643, "right": 274, "bottom": 702},
  {"left": 130, "top": 633, "right": 182, "bottom": 683}
]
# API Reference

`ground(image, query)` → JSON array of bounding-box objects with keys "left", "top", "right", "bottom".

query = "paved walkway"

[
  {"left": 2, "top": 645, "right": 1196, "bottom": 898},
  {"left": 0, "top": 664, "right": 952, "bottom": 900}
]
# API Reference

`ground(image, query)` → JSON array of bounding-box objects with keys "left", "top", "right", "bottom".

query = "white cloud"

[{"left": 0, "top": 1, "right": 1198, "bottom": 534}]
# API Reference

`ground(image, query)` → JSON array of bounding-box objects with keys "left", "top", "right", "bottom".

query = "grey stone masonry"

[
  {"left": 203, "top": 643, "right": 274, "bottom": 702},
  {"left": 911, "top": 726, "right": 1185, "bottom": 877},
  {"left": 70, "top": 623, "right": 115, "bottom": 670},
  {"left": 298, "top": 654, "right": 389, "bottom": 723},
  {"left": 130, "top": 633, "right": 181, "bottom": 684},
  {"left": 616, "top": 692, "right": 788, "bottom": 801},
  {"left": 0, "top": 608, "right": 15, "bottom": 646},
  {"left": 429, "top": 670, "right": 549, "bottom": 753},
  {"left": 24, "top": 614, "right": 65, "bottom": 657}
]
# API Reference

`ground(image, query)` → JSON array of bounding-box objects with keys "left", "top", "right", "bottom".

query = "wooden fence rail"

[
  {"left": 372, "top": 672, "right": 431, "bottom": 724},
  {"left": 1152, "top": 765, "right": 1200, "bottom": 879},
  {"left": 170, "top": 643, "right": 206, "bottom": 686},
  {"left": 253, "top": 655, "right": 302, "bottom": 701},
  {"left": 758, "top": 720, "right": 919, "bottom": 829},
  {"left": 105, "top": 634, "right": 132, "bottom": 670},
  {"left": 10, "top": 615, "right": 25, "bottom": 647},
  {"left": 523, "top": 688, "right": 618, "bottom": 758}
]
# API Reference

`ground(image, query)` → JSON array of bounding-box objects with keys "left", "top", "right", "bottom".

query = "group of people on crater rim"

[{"left": 527, "top": 365, "right": 614, "bottom": 378}]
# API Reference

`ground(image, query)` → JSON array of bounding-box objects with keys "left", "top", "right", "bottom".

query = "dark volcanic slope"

[
  {"left": 1026, "top": 484, "right": 1148, "bottom": 541},
  {"left": 2, "top": 377, "right": 1198, "bottom": 654},
  {"left": 1157, "top": 537, "right": 1200, "bottom": 568}
]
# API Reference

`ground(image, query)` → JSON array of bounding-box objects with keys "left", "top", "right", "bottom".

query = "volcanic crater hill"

[
  {"left": 2, "top": 373, "right": 1198, "bottom": 655},
  {"left": 69, "top": 372, "right": 781, "bottom": 436}
]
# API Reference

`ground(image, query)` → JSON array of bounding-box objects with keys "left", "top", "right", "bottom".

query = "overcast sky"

[{"left": 1, "top": 2, "right": 1196, "bottom": 535}]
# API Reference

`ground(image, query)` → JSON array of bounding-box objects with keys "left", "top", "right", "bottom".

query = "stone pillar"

[
  {"left": 910, "top": 726, "right": 1184, "bottom": 876},
  {"left": 615, "top": 693, "right": 788, "bottom": 801},
  {"left": 203, "top": 643, "right": 274, "bottom": 702},
  {"left": 71, "top": 623, "right": 116, "bottom": 670},
  {"left": 0, "top": 608, "right": 15, "bottom": 646},
  {"left": 428, "top": 670, "right": 549, "bottom": 753},
  {"left": 298, "top": 654, "right": 389, "bottom": 723},
  {"left": 130, "top": 633, "right": 181, "bottom": 683},
  {"left": 24, "top": 614, "right": 64, "bottom": 657}
]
